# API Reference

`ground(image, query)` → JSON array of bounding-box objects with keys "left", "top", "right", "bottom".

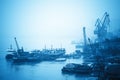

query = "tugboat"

[{"left": 62, "top": 63, "right": 92, "bottom": 74}]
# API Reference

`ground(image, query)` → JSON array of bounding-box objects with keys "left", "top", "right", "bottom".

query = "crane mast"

[{"left": 83, "top": 27, "right": 87, "bottom": 52}]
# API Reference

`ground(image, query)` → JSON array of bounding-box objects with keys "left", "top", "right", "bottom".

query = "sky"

[{"left": 0, "top": 0, "right": 120, "bottom": 53}]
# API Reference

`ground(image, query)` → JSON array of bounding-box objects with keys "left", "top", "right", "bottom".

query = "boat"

[
  {"left": 62, "top": 63, "right": 92, "bottom": 74},
  {"left": 6, "top": 37, "right": 66, "bottom": 62},
  {"left": 55, "top": 58, "right": 66, "bottom": 62}
]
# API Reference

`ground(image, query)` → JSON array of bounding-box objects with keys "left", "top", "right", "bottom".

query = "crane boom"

[
  {"left": 94, "top": 12, "right": 110, "bottom": 42},
  {"left": 14, "top": 37, "right": 20, "bottom": 50}
]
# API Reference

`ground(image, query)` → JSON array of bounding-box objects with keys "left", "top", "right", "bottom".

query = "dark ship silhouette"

[{"left": 6, "top": 37, "right": 66, "bottom": 62}]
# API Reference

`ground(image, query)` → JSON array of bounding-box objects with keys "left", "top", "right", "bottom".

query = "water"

[{"left": 0, "top": 52, "right": 97, "bottom": 80}]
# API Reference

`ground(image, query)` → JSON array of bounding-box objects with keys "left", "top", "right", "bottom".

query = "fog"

[{"left": 0, "top": 0, "right": 120, "bottom": 53}]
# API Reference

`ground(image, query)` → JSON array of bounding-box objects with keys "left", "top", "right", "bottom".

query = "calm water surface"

[{"left": 0, "top": 52, "right": 97, "bottom": 80}]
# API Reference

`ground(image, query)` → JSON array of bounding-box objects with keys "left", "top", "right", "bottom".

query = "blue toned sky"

[{"left": 0, "top": 0, "right": 120, "bottom": 53}]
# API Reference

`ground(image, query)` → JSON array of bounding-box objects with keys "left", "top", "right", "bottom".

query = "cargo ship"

[{"left": 6, "top": 37, "right": 66, "bottom": 62}]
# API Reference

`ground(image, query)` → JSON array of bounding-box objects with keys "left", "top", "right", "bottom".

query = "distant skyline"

[{"left": 0, "top": 0, "right": 120, "bottom": 53}]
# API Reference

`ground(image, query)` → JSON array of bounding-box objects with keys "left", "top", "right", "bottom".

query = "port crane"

[
  {"left": 94, "top": 12, "right": 110, "bottom": 42},
  {"left": 71, "top": 27, "right": 88, "bottom": 53},
  {"left": 14, "top": 37, "right": 24, "bottom": 55}
]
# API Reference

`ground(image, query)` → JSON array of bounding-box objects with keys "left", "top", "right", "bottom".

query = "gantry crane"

[{"left": 94, "top": 12, "right": 110, "bottom": 42}]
